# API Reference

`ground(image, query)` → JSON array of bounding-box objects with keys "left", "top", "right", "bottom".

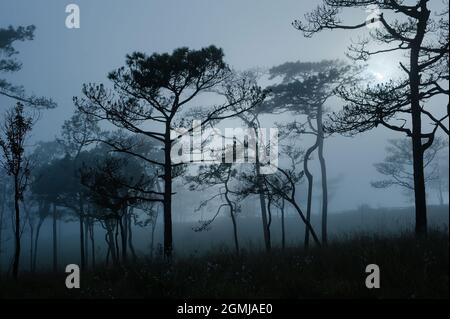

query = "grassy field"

[{"left": 0, "top": 230, "right": 448, "bottom": 299}]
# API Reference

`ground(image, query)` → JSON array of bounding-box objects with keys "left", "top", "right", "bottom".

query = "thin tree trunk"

[
  {"left": 84, "top": 217, "right": 89, "bottom": 268},
  {"left": 317, "top": 105, "right": 328, "bottom": 245},
  {"left": 127, "top": 209, "right": 137, "bottom": 262},
  {"left": 256, "top": 152, "right": 270, "bottom": 251},
  {"left": 0, "top": 191, "right": 5, "bottom": 275},
  {"left": 224, "top": 170, "right": 239, "bottom": 255},
  {"left": 119, "top": 215, "right": 127, "bottom": 263},
  {"left": 280, "top": 199, "right": 286, "bottom": 250},
  {"left": 163, "top": 128, "right": 173, "bottom": 259},
  {"left": 29, "top": 219, "right": 33, "bottom": 272},
  {"left": 303, "top": 136, "right": 319, "bottom": 249},
  {"left": 438, "top": 179, "right": 444, "bottom": 206},
  {"left": 89, "top": 219, "right": 95, "bottom": 268},
  {"left": 105, "top": 221, "right": 117, "bottom": 266},
  {"left": 52, "top": 203, "right": 57, "bottom": 272},
  {"left": 267, "top": 197, "right": 273, "bottom": 250},
  {"left": 79, "top": 197, "right": 85, "bottom": 270},
  {"left": 114, "top": 219, "right": 120, "bottom": 263},
  {"left": 290, "top": 199, "right": 321, "bottom": 247},
  {"left": 150, "top": 183, "right": 161, "bottom": 260},
  {"left": 150, "top": 210, "right": 158, "bottom": 260},
  {"left": 33, "top": 218, "right": 44, "bottom": 272},
  {"left": 12, "top": 176, "right": 21, "bottom": 280}
]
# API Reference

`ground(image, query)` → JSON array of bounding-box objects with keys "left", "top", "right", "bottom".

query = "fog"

[{"left": 0, "top": 0, "right": 448, "bottom": 275}]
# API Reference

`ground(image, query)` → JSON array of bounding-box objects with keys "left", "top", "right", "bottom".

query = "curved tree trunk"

[
  {"left": 224, "top": 170, "right": 239, "bottom": 255},
  {"left": 303, "top": 135, "right": 319, "bottom": 249},
  {"left": 317, "top": 105, "right": 328, "bottom": 245}
]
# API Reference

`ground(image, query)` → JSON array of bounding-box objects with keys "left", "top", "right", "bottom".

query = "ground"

[{"left": 0, "top": 231, "right": 448, "bottom": 299}]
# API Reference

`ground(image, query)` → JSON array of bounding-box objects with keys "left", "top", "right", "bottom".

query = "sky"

[{"left": 0, "top": 0, "right": 447, "bottom": 211}]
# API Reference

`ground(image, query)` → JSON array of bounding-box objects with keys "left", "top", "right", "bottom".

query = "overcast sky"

[{"left": 0, "top": 0, "right": 447, "bottom": 211}]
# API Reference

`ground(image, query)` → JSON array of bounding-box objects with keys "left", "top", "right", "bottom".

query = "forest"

[{"left": 0, "top": 0, "right": 448, "bottom": 299}]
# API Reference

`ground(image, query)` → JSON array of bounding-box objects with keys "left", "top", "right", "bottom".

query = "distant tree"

[
  {"left": 75, "top": 46, "right": 266, "bottom": 258},
  {"left": 59, "top": 110, "right": 101, "bottom": 158},
  {"left": 265, "top": 60, "right": 355, "bottom": 246},
  {"left": 428, "top": 151, "right": 449, "bottom": 205},
  {"left": 0, "top": 25, "right": 56, "bottom": 108},
  {"left": 0, "top": 102, "right": 34, "bottom": 280},
  {"left": 58, "top": 110, "right": 101, "bottom": 269},
  {"left": 295, "top": 0, "right": 449, "bottom": 236},
  {"left": 259, "top": 145, "right": 321, "bottom": 247},
  {"left": 80, "top": 154, "right": 155, "bottom": 264},
  {"left": 187, "top": 162, "right": 241, "bottom": 255},
  {"left": 225, "top": 71, "right": 272, "bottom": 252},
  {"left": 31, "top": 156, "right": 72, "bottom": 271},
  {"left": 28, "top": 141, "right": 65, "bottom": 272},
  {"left": 0, "top": 168, "right": 8, "bottom": 274},
  {"left": 372, "top": 137, "right": 448, "bottom": 200}
]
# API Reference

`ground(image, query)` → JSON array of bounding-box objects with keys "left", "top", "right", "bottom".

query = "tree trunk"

[
  {"left": 79, "top": 197, "right": 86, "bottom": 269},
  {"left": 280, "top": 199, "right": 286, "bottom": 250},
  {"left": 290, "top": 199, "right": 321, "bottom": 247},
  {"left": 127, "top": 209, "right": 137, "bottom": 262},
  {"left": 84, "top": 217, "right": 89, "bottom": 268},
  {"left": 105, "top": 221, "right": 117, "bottom": 266},
  {"left": 267, "top": 198, "right": 273, "bottom": 250},
  {"left": 0, "top": 191, "right": 4, "bottom": 275},
  {"left": 32, "top": 218, "right": 44, "bottom": 272},
  {"left": 150, "top": 210, "right": 158, "bottom": 260},
  {"left": 317, "top": 105, "right": 328, "bottom": 245},
  {"left": 114, "top": 220, "right": 120, "bottom": 263},
  {"left": 410, "top": 12, "right": 429, "bottom": 237},
  {"left": 12, "top": 176, "right": 21, "bottom": 280},
  {"left": 163, "top": 127, "right": 173, "bottom": 259},
  {"left": 438, "top": 178, "right": 444, "bottom": 206},
  {"left": 52, "top": 203, "right": 57, "bottom": 272},
  {"left": 256, "top": 151, "right": 270, "bottom": 251},
  {"left": 224, "top": 171, "right": 239, "bottom": 255},
  {"left": 88, "top": 219, "right": 95, "bottom": 268},
  {"left": 119, "top": 214, "right": 127, "bottom": 263},
  {"left": 303, "top": 136, "right": 319, "bottom": 249},
  {"left": 29, "top": 220, "right": 33, "bottom": 272}
]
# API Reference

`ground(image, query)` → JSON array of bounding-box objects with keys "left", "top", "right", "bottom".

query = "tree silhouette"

[
  {"left": 75, "top": 46, "right": 265, "bottom": 258},
  {"left": 295, "top": 0, "right": 449, "bottom": 236},
  {"left": 372, "top": 137, "right": 448, "bottom": 196},
  {"left": 259, "top": 145, "right": 321, "bottom": 247},
  {"left": 264, "top": 60, "right": 355, "bottom": 246},
  {"left": 0, "top": 25, "right": 56, "bottom": 109},
  {"left": 80, "top": 152, "right": 155, "bottom": 264},
  {"left": 0, "top": 102, "right": 34, "bottom": 280},
  {"left": 187, "top": 162, "right": 241, "bottom": 255},
  {"left": 57, "top": 111, "right": 101, "bottom": 269}
]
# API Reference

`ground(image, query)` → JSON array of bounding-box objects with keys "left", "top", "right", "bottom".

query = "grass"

[{"left": 0, "top": 230, "right": 448, "bottom": 299}]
